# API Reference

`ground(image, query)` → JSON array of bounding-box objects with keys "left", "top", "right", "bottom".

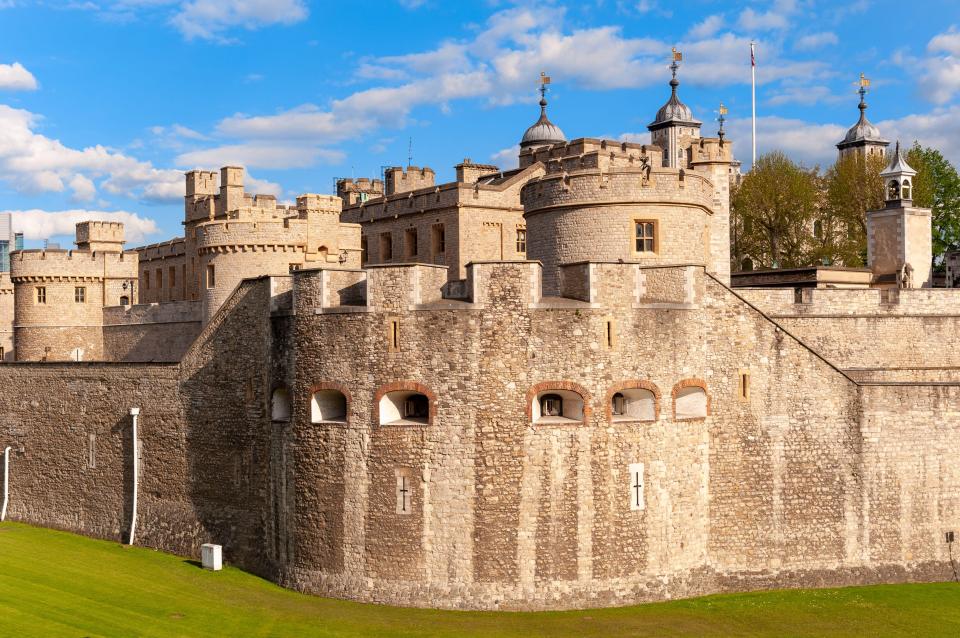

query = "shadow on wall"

[{"left": 177, "top": 279, "right": 282, "bottom": 580}]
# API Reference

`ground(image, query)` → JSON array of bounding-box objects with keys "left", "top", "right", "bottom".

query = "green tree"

[
  {"left": 731, "top": 151, "right": 820, "bottom": 270},
  {"left": 905, "top": 141, "right": 960, "bottom": 269},
  {"left": 820, "top": 152, "right": 886, "bottom": 266}
]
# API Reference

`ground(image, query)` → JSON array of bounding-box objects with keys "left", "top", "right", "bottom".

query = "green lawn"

[{"left": 1, "top": 522, "right": 959, "bottom": 637}]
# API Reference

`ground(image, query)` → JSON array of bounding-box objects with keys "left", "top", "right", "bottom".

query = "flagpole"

[{"left": 751, "top": 41, "right": 757, "bottom": 168}]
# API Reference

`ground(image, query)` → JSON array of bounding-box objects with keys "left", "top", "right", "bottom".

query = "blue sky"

[{"left": 1, "top": 0, "right": 958, "bottom": 247}]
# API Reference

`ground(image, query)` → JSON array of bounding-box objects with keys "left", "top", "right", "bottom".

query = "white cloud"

[
  {"left": 738, "top": 8, "right": 789, "bottom": 31},
  {"left": 3, "top": 208, "right": 160, "bottom": 243},
  {"left": 175, "top": 142, "right": 343, "bottom": 169},
  {"left": 490, "top": 145, "right": 519, "bottom": 170},
  {"left": 0, "top": 62, "right": 38, "bottom": 91},
  {"left": 879, "top": 106, "right": 960, "bottom": 167},
  {"left": 928, "top": 26, "right": 960, "bottom": 56},
  {"left": 767, "top": 85, "right": 839, "bottom": 106},
  {"left": 794, "top": 31, "right": 838, "bottom": 51},
  {"left": 0, "top": 104, "right": 184, "bottom": 203},
  {"left": 169, "top": 0, "right": 308, "bottom": 41},
  {"left": 725, "top": 115, "right": 846, "bottom": 169},
  {"left": 919, "top": 27, "right": 960, "bottom": 104},
  {"left": 69, "top": 174, "right": 97, "bottom": 201},
  {"left": 688, "top": 15, "right": 724, "bottom": 39}
]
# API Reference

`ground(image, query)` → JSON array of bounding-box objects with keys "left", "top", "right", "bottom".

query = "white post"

[
  {"left": 751, "top": 41, "right": 757, "bottom": 168},
  {"left": 1, "top": 446, "right": 10, "bottom": 522},
  {"left": 128, "top": 408, "right": 140, "bottom": 545}
]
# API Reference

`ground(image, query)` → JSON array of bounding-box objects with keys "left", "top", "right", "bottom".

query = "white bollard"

[{"left": 201, "top": 543, "right": 223, "bottom": 571}]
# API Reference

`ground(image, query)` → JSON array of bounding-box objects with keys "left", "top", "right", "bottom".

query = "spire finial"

[
  {"left": 858, "top": 73, "right": 870, "bottom": 116},
  {"left": 538, "top": 71, "right": 551, "bottom": 109},
  {"left": 670, "top": 47, "right": 682, "bottom": 92}
]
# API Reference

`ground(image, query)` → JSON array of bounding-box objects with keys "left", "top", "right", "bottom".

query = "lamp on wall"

[
  {"left": 122, "top": 278, "right": 135, "bottom": 304},
  {"left": 338, "top": 250, "right": 348, "bottom": 264}
]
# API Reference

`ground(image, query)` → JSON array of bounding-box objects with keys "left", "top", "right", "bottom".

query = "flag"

[
  {"left": 860, "top": 73, "right": 870, "bottom": 88},
  {"left": 540, "top": 71, "right": 551, "bottom": 85},
  {"left": 719, "top": 104, "right": 728, "bottom": 115},
  {"left": 750, "top": 43, "right": 755, "bottom": 67},
  {"left": 672, "top": 47, "right": 682, "bottom": 62}
]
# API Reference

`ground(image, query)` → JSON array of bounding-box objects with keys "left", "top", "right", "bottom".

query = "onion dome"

[
  {"left": 520, "top": 95, "right": 566, "bottom": 150},
  {"left": 648, "top": 61, "right": 702, "bottom": 130},
  {"left": 837, "top": 80, "right": 889, "bottom": 151}
]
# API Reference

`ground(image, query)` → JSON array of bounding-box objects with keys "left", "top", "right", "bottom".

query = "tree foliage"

[
  {"left": 731, "top": 151, "right": 820, "bottom": 269},
  {"left": 820, "top": 152, "right": 885, "bottom": 266},
  {"left": 905, "top": 142, "right": 960, "bottom": 268}
]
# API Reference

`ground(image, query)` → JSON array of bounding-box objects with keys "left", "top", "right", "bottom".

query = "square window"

[
  {"left": 516, "top": 228, "right": 527, "bottom": 254},
  {"left": 36, "top": 286, "right": 46, "bottom": 304},
  {"left": 75, "top": 286, "right": 86, "bottom": 303},
  {"left": 635, "top": 220, "right": 657, "bottom": 253}
]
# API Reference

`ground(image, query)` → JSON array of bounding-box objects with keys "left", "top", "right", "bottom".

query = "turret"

[
  {"left": 866, "top": 142, "right": 931, "bottom": 288},
  {"left": 75, "top": 221, "right": 125, "bottom": 253},
  {"left": 519, "top": 73, "right": 566, "bottom": 162}
]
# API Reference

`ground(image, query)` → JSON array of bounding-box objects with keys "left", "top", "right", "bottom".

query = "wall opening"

[
  {"left": 532, "top": 389, "right": 584, "bottom": 424},
  {"left": 738, "top": 371, "right": 750, "bottom": 402},
  {"left": 611, "top": 388, "right": 656, "bottom": 422},
  {"left": 206, "top": 264, "right": 216, "bottom": 289},
  {"left": 404, "top": 228, "right": 418, "bottom": 258},
  {"left": 431, "top": 224, "right": 445, "bottom": 257},
  {"left": 379, "top": 391, "right": 429, "bottom": 426},
  {"left": 311, "top": 389, "right": 347, "bottom": 423},
  {"left": 380, "top": 233, "right": 393, "bottom": 261},
  {"left": 271, "top": 387, "right": 292, "bottom": 422},
  {"left": 675, "top": 386, "right": 708, "bottom": 420}
]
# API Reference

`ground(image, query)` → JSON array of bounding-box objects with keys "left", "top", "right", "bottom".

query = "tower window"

[
  {"left": 144, "top": 271, "right": 150, "bottom": 290},
  {"left": 380, "top": 233, "right": 393, "bottom": 261},
  {"left": 156, "top": 268, "right": 163, "bottom": 289},
  {"left": 404, "top": 228, "right": 418, "bottom": 258},
  {"left": 813, "top": 220, "right": 823, "bottom": 239},
  {"left": 902, "top": 179, "right": 912, "bottom": 200},
  {"left": 635, "top": 220, "right": 657, "bottom": 253},
  {"left": 516, "top": 228, "right": 527, "bottom": 254},
  {"left": 361, "top": 236, "right": 368, "bottom": 264},
  {"left": 75, "top": 286, "right": 86, "bottom": 303},
  {"left": 36, "top": 286, "right": 46, "bottom": 304},
  {"left": 432, "top": 224, "right": 445, "bottom": 256},
  {"left": 169, "top": 266, "right": 176, "bottom": 288},
  {"left": 206, "top": 264, "right": 215, "bottom": 289}
]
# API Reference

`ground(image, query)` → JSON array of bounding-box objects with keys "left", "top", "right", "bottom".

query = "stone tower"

[
  {"left": 866, "top": 142, "right": 931, "bottom": 288},
  {"left": 837, "top": 75, "right": 889, "bottom": 161},
  {"left": 648, "top": 50, "right": 702, "bottom": 169}
]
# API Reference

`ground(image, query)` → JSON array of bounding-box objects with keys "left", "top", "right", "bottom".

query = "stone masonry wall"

[
  {"left": 278, "top": 262, "right": 958, "bottom": 610},
  {"left": 0, "top": 273, "right": 12, "bottom": 361}
]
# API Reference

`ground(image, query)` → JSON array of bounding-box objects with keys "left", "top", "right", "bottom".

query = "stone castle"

[{"left": 0, "top": 62, "right": 957, "bottom": 611}]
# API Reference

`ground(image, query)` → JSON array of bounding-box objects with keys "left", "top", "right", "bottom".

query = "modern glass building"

[{"left": 0, "top": 213, "right": 12, "bottom": 272}]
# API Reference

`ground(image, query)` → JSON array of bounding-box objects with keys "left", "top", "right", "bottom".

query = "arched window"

[
  {"left": 888, "top": 179, "right": 900, "bottom": 200},
  {"left": 311, "top": 389, "right": 347, "bottom": 423},
  {"left": 741, "top": 257, "right": 753, "bottom": 272},
  {"left": 271, "top": 387, "right": 291, "bottom": 422},
  {"left": 611, "top": 388, "right": 657, "bottom": 422},
  {"left": 673, "top": 382, "right": 709, "bottom": 420},
  {"left": 901, "top": 178, "right": 912, "bottom": 200},
  {"left": 813, "top": 220, "right": 823, "bottom": 239},
  {"left": 531, "top": 389, "right": 584, "bottom": 424},
  {"left": 119, "top": 295, "right": 130, "bottom": 306},
  {"left": 379, "top": 391, "right": 429, "bottom": 425}
]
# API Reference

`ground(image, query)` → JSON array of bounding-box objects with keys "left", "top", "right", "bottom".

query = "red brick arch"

[
  {"left": 525, "top": 380, "right": 592, "bottom": 423},
  {"left": 308, "top": 381, "right": 353, "bottom": 425},
  {"left": 671, "top": 378, "right": 710, "bottom": 420},
  {"left": 373, "top": 380, "right": 437, "bottom": 427},
  {"left": 605, "top": 380, "right": 662, "bottom": 422}
]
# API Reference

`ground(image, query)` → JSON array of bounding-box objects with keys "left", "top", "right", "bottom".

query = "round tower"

[
  {"left": 10, "top": 246, "right": 137, "bottom": 361},
  {"left": 521, "top": 140, "right": 716, "bottom": 294}
]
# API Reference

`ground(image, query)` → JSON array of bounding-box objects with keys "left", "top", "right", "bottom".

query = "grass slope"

[{"left": 2, "top": 522, "right": 960, "bottom": 637}]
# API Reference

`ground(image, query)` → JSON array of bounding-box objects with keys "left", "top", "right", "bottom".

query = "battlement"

[
  {"left": 336, "top": 177, "right": 385, "bottom": 206},
  {"left": 10, "top": 248, "right": 138, "bottom": 280},
  {"left": 75, "top": 221, "right": 125, "bottom": 252},
  {"left": 0, "top": 272, "right": 11, "bottom": 293},
  {"left": 299, "top": 260, "right": 699, "bottom": 315},
  {"left": 137, "top": 237, "right": 186, "bottom": 263},
  {"left": 385, "top": 165, "right": 436, "bottom": 196},
  {"left": 521, "top": 164, "right": 715, "bottom": 214},
  {"left": 195, "top": 219, "right": 311, "bottom": 250},
  {"left": 689, "top": 137, "right": 733, "bottom": 165},
  {"left": 185, "top": 170, "right": 218, "bottom": 197},
  {"left": 456, "top": 159, "right": 501, "bottom": 184},
  {"left": 520, "top": 138, "right": 664, "bottom": 170},
  {"left": 738, "top": 286, "right": 960, "bottom": 317},
  {"left": 296, "top": 193, "right": 342, "bottom": 215}
]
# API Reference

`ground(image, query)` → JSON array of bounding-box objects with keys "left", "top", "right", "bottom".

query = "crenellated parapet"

[{"left": 10, "top": 249, "right": 137, "bottom": 282}]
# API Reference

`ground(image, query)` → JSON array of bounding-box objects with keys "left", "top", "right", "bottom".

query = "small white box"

[{"left": 201, "top": 543, "right": 222, "bottom": 571}]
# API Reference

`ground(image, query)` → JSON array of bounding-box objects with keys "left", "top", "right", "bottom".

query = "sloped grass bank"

[{"left": 1, "top": 522, "right": 959, "bottom": 637}]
